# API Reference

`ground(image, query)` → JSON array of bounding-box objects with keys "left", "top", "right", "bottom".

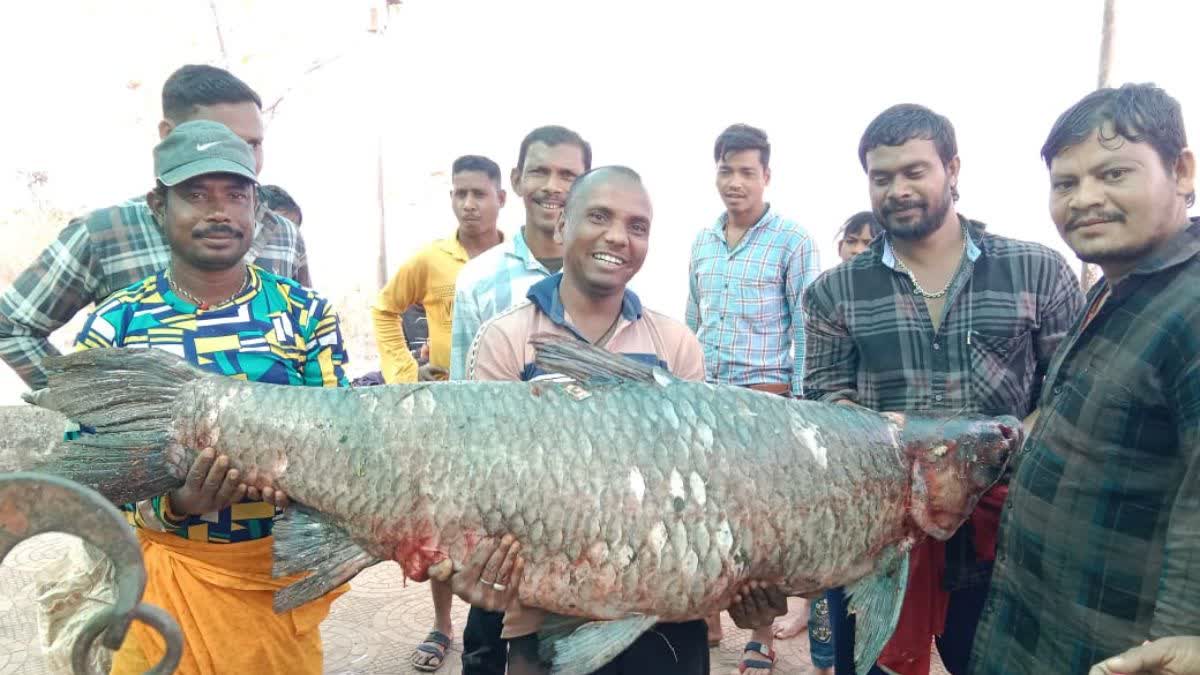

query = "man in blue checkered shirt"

[{"left": 686, "top": 123, "right": 821, "bottom": 675}]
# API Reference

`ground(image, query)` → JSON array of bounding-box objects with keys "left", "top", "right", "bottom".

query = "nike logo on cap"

[{"left": 196, "top": 141, "right": 221, "bottom": 151}]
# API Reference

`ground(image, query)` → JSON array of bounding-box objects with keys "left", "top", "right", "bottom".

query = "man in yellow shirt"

[
  {"left": 373, "top": 155, "right": 506, "bottom": 383},
  {"left": 371, "top": 154, "right": 506, "bottom": 671}
]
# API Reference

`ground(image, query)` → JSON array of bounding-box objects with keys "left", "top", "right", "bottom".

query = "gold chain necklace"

[
  {"left": 167, "top": 266, "right": 249, "bottom": 310},
  {"left": 892, "top": 231, "right": 968, "bottom": 299}
]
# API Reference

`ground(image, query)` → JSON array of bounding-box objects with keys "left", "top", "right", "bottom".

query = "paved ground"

[{"left": 0, "top": 534, "right": 946, "bottom": 674}]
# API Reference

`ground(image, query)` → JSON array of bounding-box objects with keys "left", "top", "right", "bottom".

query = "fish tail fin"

[
  {"left": 538, "top": 614, "right": 659, "bottom": 675},
  {"left": 22, "top": 347, "right": 203, "bottom": 504},
  {"left": 847, "top": 546, "right": 910, "bottom": 674}
]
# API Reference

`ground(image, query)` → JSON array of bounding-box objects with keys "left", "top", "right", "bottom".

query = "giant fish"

[{"left": 21, "top": 338, "right": 1021, "bottom": 674}]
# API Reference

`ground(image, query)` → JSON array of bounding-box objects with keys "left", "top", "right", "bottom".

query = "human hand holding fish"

[
  {"left": 167, "top": 447, "right": 247, "bottom": 516},
  {"left": 727, "top": 581, "right": 788, "bottom": 630},
  {"left": 241, "top": 463, "right": 290, "bottom": 508},
  {"left": 432, "top": 534, "right": 525, "bottom": 613}
]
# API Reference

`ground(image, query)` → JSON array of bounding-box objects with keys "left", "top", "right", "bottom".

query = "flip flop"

[
  {"left": 738, "top": 640, "right": 776, "bottom": 673},
  {"left": 411, "top": 630, "right": 452, "bottom": 672}
]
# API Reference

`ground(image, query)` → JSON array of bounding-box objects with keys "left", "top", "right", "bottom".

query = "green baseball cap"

[{"left": 153, "top": 120, "right": 257, "bottom": 187}]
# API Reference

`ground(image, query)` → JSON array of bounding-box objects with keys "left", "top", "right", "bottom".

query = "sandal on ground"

[
  {"left": 411, "top": 630, "right": 452, "bottom": 672},
  {"left": 738, "top": 640, "right": 776, "bottom": 673}
]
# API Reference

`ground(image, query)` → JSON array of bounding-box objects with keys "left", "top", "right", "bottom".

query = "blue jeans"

[{"left": 810, "top": 596, "right": 835, "bottom": 669}]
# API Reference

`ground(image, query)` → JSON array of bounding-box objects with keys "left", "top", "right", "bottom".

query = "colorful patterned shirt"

[
  {"left": 685, "top": 205, "right": 820, "bottom": 396},
  {"left": 0, "top": 192, "right": 309, "bottom": 390},
  {"left": 74, "top": 265, "right": 348, "bottom": 543},
  {"left": 449, "top": 228, "right": 552, "bottom": 380},
  {"left": 970, "top": 220, "right": 1200, "bottom": 674}
]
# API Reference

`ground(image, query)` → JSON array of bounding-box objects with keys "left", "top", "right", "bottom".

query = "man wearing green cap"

[
  {"left": 0, "top": 64, "right": 309, "bottom": 393},
  {"left": 71, "top": 120, "right": 348, "bottom": 674}
]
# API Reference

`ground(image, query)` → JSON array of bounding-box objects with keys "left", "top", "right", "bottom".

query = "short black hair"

[
  {"left": 261, "top": 185, "right": 301, "bottom": 223},
  {"left": 162, "top": 64, "right": 263, "bottom": 122},
  {"left": 714, "top": 124, "right": 770, "bottom": 168},
  {"left": 565, "top": 166, "right": 644, "bottom": 219},
  {"left": 452, "top": 155, "right": 502, "bottom": 186},
  {"left": 1041, "top": 82, "right": 1193, "bottom": 207},
  {"left": 858, "top": 104, "right": 957, "bottom": 171},
  {"left": 516, "top": 126, "right": 592, "bottom": 174},
  {"left": 837, "top": 211, "right": 882, "bottom": 243}
]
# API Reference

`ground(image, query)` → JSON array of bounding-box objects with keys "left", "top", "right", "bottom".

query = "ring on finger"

[
  {"left": 492, "top": 582, "right": 507, "bottom": 592},
  {"left": 479, "top": 578, "right": 495, "bottom": 586}
]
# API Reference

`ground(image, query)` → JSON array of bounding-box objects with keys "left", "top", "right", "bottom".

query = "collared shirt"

[
  {"left": 804, "top": 217, "right": 1082, "bottom": 584},
  {"left": 467, "top": 274, "right": 706, "bottom": 384},
  {"left": 74, "top": 265, "right": 348, "bottom": 544},
  {"left": 685, "top": 205, "right": 820, "bottom": 396},
  {"left": 0, "top": 192, "right": 309, "bottom": 390},
  {"left": 372, "top": 233, "right": 501, "bottom": 382},
  {"left": 449, "top": 227, "right": 552, "bottom": 380},
  {"left": 466, "top": 273, "right": 704, "bottom": 640},
  {"left": 803, "top": 217, "right": 1082, "bottom": 420},
  {"left": 970, "top": 220, "right": 1200, "bottom": 675}
]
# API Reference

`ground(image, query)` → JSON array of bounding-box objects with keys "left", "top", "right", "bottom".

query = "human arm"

[
  {"left": 450, "top": 282, "right": 483, "bottom": 381},
  {"left": 0, "top": 219, "right": 103, "bottom": 390},
  {"left": 431, "top": 535, "right": 525, "bottom": 613},
  {"left": 302, "top": 297, "right": 351, "bottom": 388},
  {"left": 371, "top": 254, "right": 425, "bottom": 383},
  {"left": 1090, "top": 637, "right": 1200, "bottom": 675},
  {"left": 465, "top": 319, "right": 525, "bottom": 382},
  {"left": 1030, "top": 251, "right": 1086, "bottom": 399},
  {"left": 785, "top": 234, "right": 822, "bottom": 396},
  {"left": 801, "top": 278, "right": 859, "bottom": 404},
  {"left": 685, "top": 249, "right": 701, "bottom": 333},
  {"left": 1151, "top": 342, "right": 1200, "bottom": 639}
]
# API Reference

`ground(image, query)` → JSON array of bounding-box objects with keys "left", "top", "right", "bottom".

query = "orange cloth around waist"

[{"left": 110, "top": 528, "right": 347, "bottom": 675}]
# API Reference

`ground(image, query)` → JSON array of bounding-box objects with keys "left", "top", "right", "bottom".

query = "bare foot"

[{"left": 773, "top": 613, "right": 809, "bottom": 640}]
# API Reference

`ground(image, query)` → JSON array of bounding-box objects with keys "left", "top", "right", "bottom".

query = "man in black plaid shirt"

[
  {"left": 970, "top": 83, "right": 1200, "bottom": 674},
  {"left": 803, "top": 104, "right": 1083, "bottom": 674}
]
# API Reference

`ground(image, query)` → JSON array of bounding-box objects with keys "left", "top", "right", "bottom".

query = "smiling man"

[
  {"left": 467, "top": 166, "right": 708, "bottom": 674},
  {"left": 970, "top": 83, "right": 1200, "bottom": 675},
  {"left": 448, "top": 126, "right": 591, "bottom": 674},
  {"left": 72, "top": 120, "right": 348, "bottom": 674},
  {"left": 803, "top": 104, "right": 1082, "bottom": 675}
]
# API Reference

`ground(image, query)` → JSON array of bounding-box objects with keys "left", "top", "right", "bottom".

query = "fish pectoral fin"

[
  {"left": 537, "top": 613, "right": 660, "bottom": 675},
  {"left": 846, "top": 546, "right": 909, "bottom": 674},
  {"left": 271, "top": 504, "right": 380, "bottom": 613}
]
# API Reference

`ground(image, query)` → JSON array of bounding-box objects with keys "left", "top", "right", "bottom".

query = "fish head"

[{"left": 891, "top": 412, "right": 1023, "bottom": 540}]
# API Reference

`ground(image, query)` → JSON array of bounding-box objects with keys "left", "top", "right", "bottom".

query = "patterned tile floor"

[{"left": 0, "top": 534, "right": 946, "bottom": 674}]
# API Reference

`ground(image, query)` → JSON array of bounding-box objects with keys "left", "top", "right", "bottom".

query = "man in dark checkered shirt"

[
  {"left": 803, "top": 104, "right": 1083, "bottom": 674},
  {"left": 970, "top": 83, "right": 1200, "bottom": 674}
]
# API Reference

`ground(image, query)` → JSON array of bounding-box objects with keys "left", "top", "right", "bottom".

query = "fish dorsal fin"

[
  {"left": 530, "top": 334, "right": 673, "bottom": 385},
  {"left": 846, "top": 545, "right": 910, "bottom": 673},
  {"left": 272, "top": 505, "right": 381, "bottom": 612},
  {"left": 537, "top": 613, "right": 660, "bottom": 675}
]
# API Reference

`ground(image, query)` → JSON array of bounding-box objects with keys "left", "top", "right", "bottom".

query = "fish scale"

[{"left": 18, "top": 342, "right": 1021, "bottom": 675}]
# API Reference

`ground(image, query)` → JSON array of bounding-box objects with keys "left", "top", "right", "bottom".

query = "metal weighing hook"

[{"left": 0, "top": 472, "right": 183, "bottom": 674}]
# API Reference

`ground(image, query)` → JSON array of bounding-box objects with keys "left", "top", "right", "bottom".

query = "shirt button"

[
  {"left": 1052, "top": 386, "right": 1062, "bottom": 396},
  {"left": 932, "top": 342, "right": 940, "bottom": 351},
  {"left": 935, "top": 394, "right": 944, "bottom": 402}
]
